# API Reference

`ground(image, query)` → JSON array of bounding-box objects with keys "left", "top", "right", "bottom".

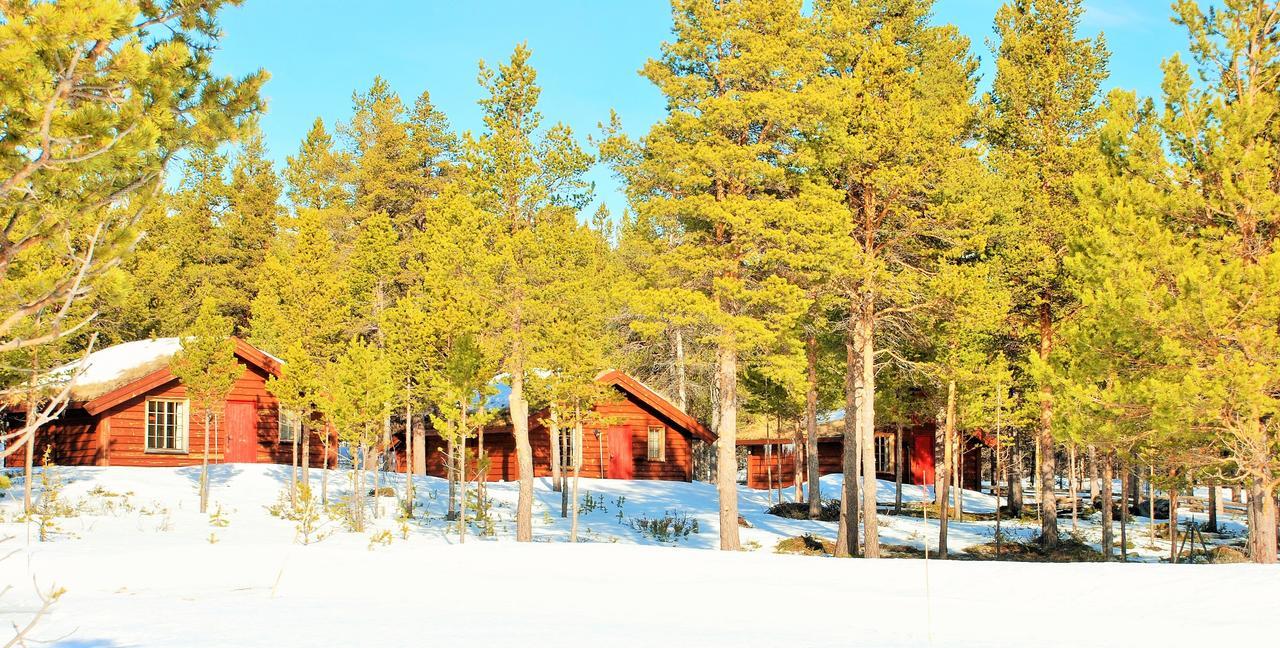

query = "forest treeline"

[{"left": 2, "top": 0, "right": 1278, "bottom": 563}]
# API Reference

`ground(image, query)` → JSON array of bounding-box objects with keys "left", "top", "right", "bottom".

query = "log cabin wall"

[
  {"left": 744, "top": 424, "right": 942, "bottom": 490},
  {"left": 2, "top": 410, "right": 100, "bottom": 467},
  {"left": 418, "top": 387, "right": 696, "bottom": 482},
  {"left": 5, "top": 362, "right": 332, "bottom": 469}
]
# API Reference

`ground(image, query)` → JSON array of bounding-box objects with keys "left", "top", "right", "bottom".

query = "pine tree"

[
  {"left": 616, "top": 0, "right": 824, "bottom": 551},
  {"left": 986, "top": 0, "right": 1109, "bottom": 550},
  {"left": 224, "top": 134, "right": 284, "bottom": 332},
  {"left": 251, "top": 208, "right": 346, "bottom": 500},
  {"left": 805, "top": 0, "right": 984, "bottom": 558},
  {"left": 924, "top": 261, "right": 1012, "bottom": 556},
  {"left": 284, "top": 118, "right": 350, "bottom": 212},
  {"left": 320, "top": 337, "right": 395, "bottom": 532},
  {"left": 467, "top": 45, "right": 593, "bottom": 542},
  {"left": 170, "top": 298, "right": 242, "bottom": 514},
  {"left": 0, "top": 0, "right": 263, "bottom": 462},
  {"left": 1055, "top": 2, "right": 1280, "bottom": 563}
]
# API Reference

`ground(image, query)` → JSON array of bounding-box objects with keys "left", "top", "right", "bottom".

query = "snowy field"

[{"left": 2, "top": 464, "right": 1278, "bottom": 647}]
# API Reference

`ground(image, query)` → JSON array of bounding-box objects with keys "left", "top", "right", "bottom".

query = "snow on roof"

[{"left": 50, "top": 337, "right": 185, "bottom": 402}]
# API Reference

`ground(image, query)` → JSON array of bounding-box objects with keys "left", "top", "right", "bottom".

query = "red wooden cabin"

[
  {"left": 408, "top": 370, "right": 714, "bottom": 482},
  {"left": 740, "top": 418, "right": 988, "bottom": 492},
  {"left": 3, "top": 338, "right": 329, "bottom": 468}
]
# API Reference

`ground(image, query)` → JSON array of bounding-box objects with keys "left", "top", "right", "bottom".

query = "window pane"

[{"left": 647, "top": 426, "right": 664, "bottom": 461}]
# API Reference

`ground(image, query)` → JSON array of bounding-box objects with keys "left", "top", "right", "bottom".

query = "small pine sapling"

[{"left": 35, "top": 447, "right": 67, "bottom": 542}]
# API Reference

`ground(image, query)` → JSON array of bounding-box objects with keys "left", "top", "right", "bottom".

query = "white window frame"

[
  {"left": 145, "top": 398, "right": 189, "bottom": 453},
  {"left": 874, "top": 433, "right": 895, "bottom": 474},
  {"left": 279, "top": 408, "right": 302, "bottom": 443},
  {"left": 646, "top": 425, "right": 666, "bottom": 462}
]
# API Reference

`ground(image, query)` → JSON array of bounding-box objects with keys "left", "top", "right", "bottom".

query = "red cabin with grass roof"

[
  {"left": 399, "top": 370, "right": 715, "bottom": 482},
  {"left": 3, "top": 338, "right": 332, "bottom": 469}
]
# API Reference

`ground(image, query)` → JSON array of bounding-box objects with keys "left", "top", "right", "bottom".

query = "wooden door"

[
  {"left": 223, "top": 401, "right": 257, "bottom": 463},
  {"left": 607, "top": 427, "right": 634, "bottom": 479}
]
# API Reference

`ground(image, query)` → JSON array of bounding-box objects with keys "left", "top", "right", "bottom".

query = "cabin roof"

[
  {"left": 595, "top": 369, "right": 715, "bottom": 443},
  {"left": 35, "top": 337, "right": 283, "bottom": 414}
]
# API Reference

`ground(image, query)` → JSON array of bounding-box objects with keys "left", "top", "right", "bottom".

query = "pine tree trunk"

[
  {"left": 200, "top": 411, "right": 211, "bottom": 514},
  {"left": 954, "top": 429, "right": 963, "bottom": 522},
  {"left": 446, "top": 433, "right": 457, "bottom": 518},
  {"left": 376, "top": 415, "right": 389, "bottom": 519},
  {"left": 792, "top": 420, "right": 804, "bottom": 503},
  {"left": 1247, "top": 480, "right": 1278, "bottom": 563},
  {"left": 938, "top": 379, "right": 956, "bottom": 559},
  {"left": 412, "top": 421, "right": 426, "bottom": 476},
  {"left": 1009, "top": 442, "right": 1024, "bottom": 516},
  {"left": 1037, "top": 303, "right": 1059, "bottom": 549},
  {"left": 458, "top": 404, "right": 469, "bottom": 544},
  {"left": 22, "top": 353, "right": 38, "bottom": 514},
  {"left": 1207, "top": 482, "right": 1218, "bottom": 534},
  {"left": 511, "top": 358, "right": 533, "bottom": 542},
  {"left": 291, "top": 419, "right": 299, "bottom": 508},
  {"left": 1100, "top": 453, "right": 1113, "bottom": 561},
  {"left": 22, "top": 417, "right": 35, "bottom": 515},
  {"left": 856, "top": 307, "right": 880, "bottom": 558},
  {"left": 715, "top": 342, "right": 741, "bottom": 551},
  {"left": 1169, "top": 486, "right": 1178, "bottom": 563},
  {"left": 321, "top": 436, "right": 329, "bottom": 506},
  {"left": 806, "top": 331, "right": 821, "bottom": 517},
  {"left": 834, "top": 328, "right": 859, "bottom": 557},
  {"left": 1119, "top": 457, "right": 1128, "bottom": 562},
  {"left": 674, "top": 328, "right": 688, "bottom": 412},
  {"left": 894, "top": 422, "right": 904, "bottom": 515},
  {"left": 1089, "top": 446, "right": 1099, "bottom": 503},
  {"left": 1148, "top": 464, "right": 1155, "bottom": 550},
  {"left": 994, "top": 421, "right": 1003, "bottom": 556},
  {"left": 570, "top": 418, "right": 583, "bottom": 542},
  {"left": 373, "top": 451, "right": 383, "bottom": 521},
  {"left": 776, "top": 415, "right": 784, "bottom": 504},
  {"left": 301, "top": 420, "right": 311, "bottom": 496},
  {"left": 549, "top": 406, "right": 562, "bottom": 493},
  {"left": 404, "top": 383, "right": 413, "bottom": 514},
  {"left": 1069, "top": 445, "right": 1078, "bottom": 532}
]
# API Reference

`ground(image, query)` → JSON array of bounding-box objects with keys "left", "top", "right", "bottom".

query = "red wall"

[
  {"left": 415, "top": 387, "right": 696, "bottom": 482},
  {"left": 745, "top": 423, "right": 944, "bottom": 490},
  {"left": 5, "top": 362, "right": 331, "bottom": 468}
]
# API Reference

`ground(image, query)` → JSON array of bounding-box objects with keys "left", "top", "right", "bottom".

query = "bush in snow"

[
  {"left": 209, "top": 505, "right": 231, "bottom": 528},
  {"left": 294, "top": 483, "right": 327, "bottom": 545},
  {"left": 629, "top": 511, "right": 699, "bottom": 543},
  {"left": 579, "top": 492, "right": 606, "bottom": 515}
]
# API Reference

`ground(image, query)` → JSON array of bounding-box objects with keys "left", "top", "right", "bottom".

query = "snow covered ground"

[{"left": 2, "top": 464, "right": 1277, "bottom": 647}]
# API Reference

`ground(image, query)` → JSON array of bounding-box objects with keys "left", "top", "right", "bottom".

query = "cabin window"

[
  {"left": 874, "top": 433, "right": 895, "bottom": 474},
  {"left": 145, "top": 399, "right": 188, "bottom": 453},
  {"left": 646, "top": 426, "right": 666, "bottom": 462},
  {"left": 558, "top": 428, "right": 582, "bottom": 469},
  {"left": 279, "top": 409, "right": 302, "bottom": 443}
]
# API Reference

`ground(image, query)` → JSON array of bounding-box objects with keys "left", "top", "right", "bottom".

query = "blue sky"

[{"left": 210, "top": 1, "right": 1190, "bottom": 217}]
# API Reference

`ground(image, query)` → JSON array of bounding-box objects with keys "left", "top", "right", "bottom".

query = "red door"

[
  {"left": 223, "top": 401, "right": 257, "bottom": 463},
  {"left": 607, "top": 427, "right": 634, "bottom": 479}
]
